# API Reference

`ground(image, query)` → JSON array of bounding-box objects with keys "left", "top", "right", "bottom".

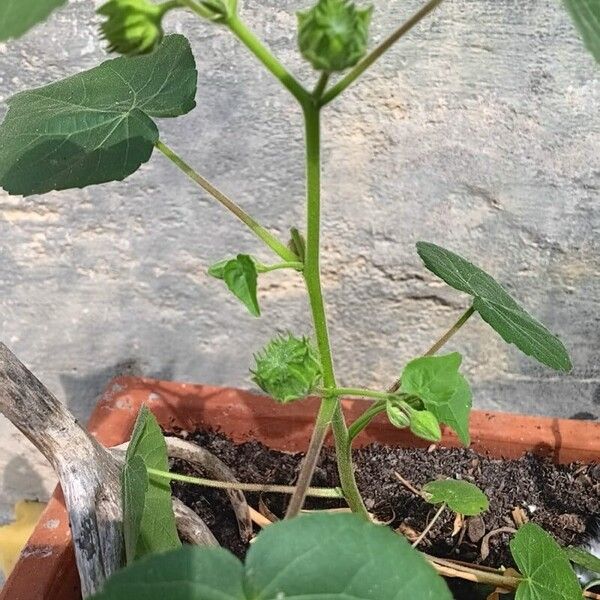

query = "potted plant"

[{"left": 0, "top": 0, "right": 598, "bottom": 598}]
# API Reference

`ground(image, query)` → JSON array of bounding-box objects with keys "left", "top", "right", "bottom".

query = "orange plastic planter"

[{"left": 3, "top": 376, "right": 599, "bottom": 599}]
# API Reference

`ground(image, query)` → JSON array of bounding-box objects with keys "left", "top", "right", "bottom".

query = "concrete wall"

[{"left": 0, "top": 0, "right": 598, "bottom": 522}]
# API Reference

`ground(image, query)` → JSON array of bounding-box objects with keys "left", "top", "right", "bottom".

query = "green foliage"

[
  {"left": 422, "top": 479, "right": 489, "bottom": 516},
  {"left": 0, "top": 35, "right": 196, "bottom": 196},
  {"left": 98, "top": 0, "right": 169, "bottom": 55},
  {"left": 565, "top": 546, "right": 600, "bottom": 576},
  {"left": 400, "top": 352, "right": 472, "bottom": 446},
  {"left": 409, "top": 409, "right": 442, "bottom": 442},
  {"left": 510, "top": 523, "right": 581, "bottom": 600},
  {"left": 563, "top": 0, "right": 600, "bottom": 63},
  {"left": 92, "top": 513, "right": 452, "bottom": 599},
  {"left": 252, "top": 334, "right": 322, "bottom": 403},
  {"left": 122, "top": 406, "right": 180, "bottom": 562},
  {"left": 0, "top": 0, "right": 66, "bottom": 41},
  {"left": 209, "top": 254, "right": 260, "bottom": 316},
  {"left": 417, "top": 242, "right": 572, "bottom": 372},
  {"left": 297, "top": 0, "right": 372, "bottom": 71},
  {"left": 194, "top": 0, "right": 238, "bottom": 23}
]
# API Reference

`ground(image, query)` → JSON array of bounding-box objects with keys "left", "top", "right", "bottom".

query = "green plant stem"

[
  {"left": 320, "top": 0, "right": 445, "bottom": 106},
  {"left": 227, "top": 15, "right": 311, "bottom": 107},
  {"left": 155, "top": 140, "right": 297, "bottom": 262},
  {"left": 255, "top": 261, "right": 304, "bottom": 273},
  {"left": 347, "top": 400, "right": 387, "bottom": 442},
  {"left": 147, "top": 467, "right": 344, "bottom": 498},
  {"left": 388, "top": 304, "right": 475, "bottom": 393},
  {"left": 313, "top": 72, "right": 330, "bottom": 99},
  {"left": 285, "top": 104, "right": 368, "bottom": 520},
  {"left": 412, "top": 503, "right": 446, "bottom": 547},
  {"left": 326, "top": 387, "right": 390, "bottom": 401}
]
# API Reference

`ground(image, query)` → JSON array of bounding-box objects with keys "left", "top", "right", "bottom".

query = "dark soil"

[{"left": 170, "top": 429, "right": 599, "bottom": 598}]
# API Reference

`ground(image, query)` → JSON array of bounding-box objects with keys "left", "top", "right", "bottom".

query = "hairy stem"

[
  {"left": 327, "top": 387, "right": 390, "bottom": 400},
  {"left": 347, "top": 400, "right": 387, "bottom": 443},
  {"left": 285, "top": 104, "right": 368, "bottom": 519},
  {"left": 320, "top": 0, "right": 445, "bottom": 106},
  {"left": 148, "top": 467, "right": 344, "bottom": 498},
  {"left": 227, "top": 15, "right": 311, "bottom": 107},
  {"left": 388, "top": 304, "right": 475, "bottom": 393},
  {"left": 155, "top": 140, "right": 297, "bottom": 262}
]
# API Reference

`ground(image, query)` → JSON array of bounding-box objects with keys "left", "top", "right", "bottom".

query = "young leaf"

[
  {"left": 0, "top": 0, "right": 66, "bottom": 42},
  {"left": 510, "top": 523, "right": 582, "bottom": 600},
  {"left": 92, "top": 513, "right": 453, "bottom": 599},
  {"left": 400, "top": 352, "right": 472, "bottom": 446},
  {"left": 222, "top": 255, "right": 261, "bottom": 317},
  {"left": 565, "top": 546, "right": 600, "bottom": 577},
  {"left": 252, "top": 334, "right": 322, "bottom": 403},
  {"left": 422, "top": 479, "right": 489, "bottom": 516},
  {"left": 123, "top": 406, "right": 180, "bottom": 562},
  {"left": 0, "top": 35, "right": 197, "bottom": 196},
  {"left": 416, "top": 242, "right": 572, "bottom": 372},
  {"left": 563, "top": 0, "right": 600, "bottom": 63}
]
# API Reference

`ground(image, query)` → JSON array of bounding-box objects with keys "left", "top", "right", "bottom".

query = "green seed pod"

[
  {"left": 409, "top": 410, "right": 442, "bottom": 443},
  {"left": 252, "top": 334, "right": 322, "bottom": 403},
  {"left": 297, "top": 0, "right": 373, "bottom": 72},
  {"left": 98, "top": 0, "right": 166, "bottom": 55}
]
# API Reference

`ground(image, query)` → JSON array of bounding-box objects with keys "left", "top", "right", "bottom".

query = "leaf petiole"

[{"left": 255, "top": 261, "right": 304, "bottom": 273}]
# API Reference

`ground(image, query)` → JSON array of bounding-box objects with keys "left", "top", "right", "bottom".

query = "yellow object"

[{"left": 0, "top": 500, "right": 46, "bottom": 577}]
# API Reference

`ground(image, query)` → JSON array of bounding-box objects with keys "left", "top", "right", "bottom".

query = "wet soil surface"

[{"left": 170, "top": 429, "right": 599, "bottom": 598}]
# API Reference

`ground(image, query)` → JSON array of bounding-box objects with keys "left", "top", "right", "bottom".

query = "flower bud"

[
  {"left": 252, "top": 335, "right": 322, "bottom": 403},
  {"left": 196, "top": 0, "right": 237, "bottom": 23},
  {"left": 98, "top": 0, "right": 166, "bottom": 55},
  {"left": 386, "top": 399, "right": 410, "bottom": 429},
  {"left": 409, "top": 410, "right": 442, "bottom": 442},
  {"left": 297, "top": 0, "right": 372, "bottom": 72}
]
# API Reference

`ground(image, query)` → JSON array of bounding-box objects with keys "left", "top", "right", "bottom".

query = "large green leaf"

[
  {"left": 400, "top": 352, "right": 472, "bottom": 446},
  {"left": 209, "top": 254, "right": 260, "bottom": 317},
  {"left": 93, "top": 513, "right": 452, "bottom": 599},
  {"left": 417, "top": 242, "right": 572, "bottom": 372},
  {"left": 563, "top": 0, "right": 600, "bottom": 63},
  {"left": 0, "top": 0, "right": 66, "bottom": 41},
  {"left": 123, "top": 406, "right": 180, "bottom": 562},
  {"left": 422, "top": 479, "right": 488, "bottom": 516},
  {"left": 0, "top": 34, "right": 196, "bottom": 196},
  {"left": 510, "top": 523, "right": 582, "bottom": 600}
]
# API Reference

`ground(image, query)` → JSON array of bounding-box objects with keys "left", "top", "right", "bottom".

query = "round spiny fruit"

[
  {"left": 98, "top": 0, "right": 166, "bottom": 55},
  {"left": 252, "top": 334, "right": 322, "bottom": 403},
  {"left": 297, "top": 0, "right": 372, "bottom": 72}
]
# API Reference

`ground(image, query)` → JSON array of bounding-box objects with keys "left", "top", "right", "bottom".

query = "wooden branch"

[{"left": 0, "top": 343, "right": 123, "bottom": 598}]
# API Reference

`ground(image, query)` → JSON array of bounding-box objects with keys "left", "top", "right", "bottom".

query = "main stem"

[{"left": 285, "top": 103, "right": 368, "bottom": 519}]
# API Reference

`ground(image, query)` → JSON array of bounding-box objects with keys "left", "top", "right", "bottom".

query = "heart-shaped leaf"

[
  {"left": 93, "top": 513, "right": 452, "bottom": 599},
  {"left": 510, "top": 523, "right": 581, "bottom": 600},
  {"left": 123, "top": 406, "right": 180, "bottom": 562},
  {"left": 0, "top": 0, "right": 66, "bottom": 41},
  {"left": 400, "top": 352, "right": 472, "bottom": 446},
  {"left": 563, "top": 0, "right": 600, "bottom": 63},
  {"left": 422, "top": 479, "right": 488, "bottom": 516},
  {"left": 416, "top": 242, "right": 572, "bottom": 372},
  {"left": 0, "top": 34, "right": 197, "bottom": 196},
  {"left": 210, "top": 254, "right": 260, "bottom": 316}
]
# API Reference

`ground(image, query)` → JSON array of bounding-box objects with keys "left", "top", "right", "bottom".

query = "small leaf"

[
  {"left": 565, "top": 546, "right": 600, "bottom": 574},
  {"left": 221, "top": 254, "right": 260, "bottom": 317},
  {"left": 207, "top": 258, "right": 231, "bottom": 279},
  {"left": 562, "top": 0, "right": 600, "bottom": 63},
  {"left": 252, "top": 334, "right": 322, "bottom": 403},
  {"left": 386, "top": 400, "right": 410, "bottom": 429},
  {"left": 123, "top": 406, "right": 180, "bottom": 561},
  {"left": 0, "top": 35, "right": 197, "bottom": 196},
  {"left": 422, "top": 480, "right": 489, "bottom": 516},
  {"left": 409, "top": 410, "right": 442, "bottom": 442},
  {"left": 416, "top": 242, "right": 572, "bottom": 372},
  {"left": 0, "top": 0, "right": 66, "bottom": 41},
  {"left": 510, "top": 523, "right": 582, "bottom": 600},
  {"left": 93, "top": 513, "right": 453, "bottom": 599},
  {"left": 400, "top": 353, "right": 472, "bottom": 446}
]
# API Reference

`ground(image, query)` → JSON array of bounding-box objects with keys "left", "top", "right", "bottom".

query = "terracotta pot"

[{"left": 3, "top": 376, "right": 600, "bottom": 599}]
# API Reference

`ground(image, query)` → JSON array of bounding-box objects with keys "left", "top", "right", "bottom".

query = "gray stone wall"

[{"left": 0, "top": 0, "right": 598, "bottom": 521}]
